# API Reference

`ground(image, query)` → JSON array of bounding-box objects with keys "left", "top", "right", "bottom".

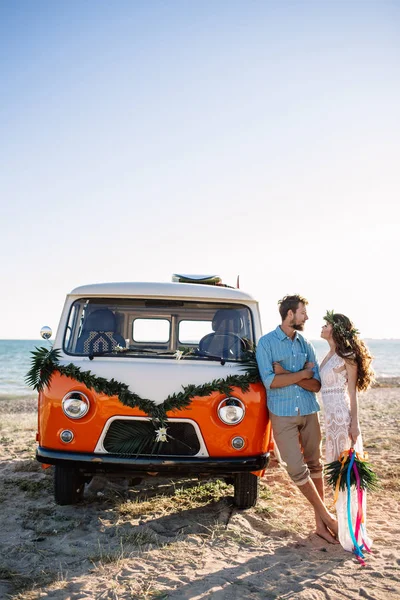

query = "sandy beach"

[{"left": 0, "top": 381, "right": 399, "bottom": 600}]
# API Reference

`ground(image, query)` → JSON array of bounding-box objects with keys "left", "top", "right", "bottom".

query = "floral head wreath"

[{"left": 324, "top": 310, "right": 359, "bottom": 341}]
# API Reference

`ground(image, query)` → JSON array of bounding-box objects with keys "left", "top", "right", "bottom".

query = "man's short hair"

[{"left": 278, "top": 294, "right": 308, "bottom": 320}]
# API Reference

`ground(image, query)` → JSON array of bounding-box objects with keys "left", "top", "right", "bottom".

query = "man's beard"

[{"left": 291, "top": 322, "right": 305, "bottom": 331}]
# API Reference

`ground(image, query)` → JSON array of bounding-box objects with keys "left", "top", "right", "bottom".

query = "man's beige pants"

[{"left": 270, "top": 412, "right": 323, "bottom": 486}]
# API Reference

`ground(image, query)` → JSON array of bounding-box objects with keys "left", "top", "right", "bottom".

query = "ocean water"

[
  {"left": 311, "top": 339, "right": 400, "bottom": 379},
  {"left": 0, "top": 340, "right": 46, "bottom": 401},
  {"left": 0, "top": 339, "right": 399, "bottom": 402}
]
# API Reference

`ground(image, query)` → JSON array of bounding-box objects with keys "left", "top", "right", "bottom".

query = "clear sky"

[{"left": 1, "top": 0, "right": 399, "bottom": 340}]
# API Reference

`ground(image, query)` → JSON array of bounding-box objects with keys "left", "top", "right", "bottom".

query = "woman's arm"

[{"left": 345, "top": 359, "right": 360, "bottom": 443}]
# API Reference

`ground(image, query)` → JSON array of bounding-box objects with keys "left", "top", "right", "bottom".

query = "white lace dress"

[{"left": 320, "top": 353, "right": 372, "bottom": 552}]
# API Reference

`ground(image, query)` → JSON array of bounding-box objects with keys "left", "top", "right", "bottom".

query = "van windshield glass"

[{"left": 64, "top": 298, "right": 254, "bottom": 362}]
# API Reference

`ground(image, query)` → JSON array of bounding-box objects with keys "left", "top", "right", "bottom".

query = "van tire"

[
  {"left": 54, "top": 465, "right": 85, "bottom": 505},
  {"left": 233, "top": 472, "right": 259, "bottom": 509}
]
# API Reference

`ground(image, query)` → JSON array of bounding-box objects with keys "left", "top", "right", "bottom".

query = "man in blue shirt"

[{"left": 256, "top": 294, "right": 338, "bottom": 543}]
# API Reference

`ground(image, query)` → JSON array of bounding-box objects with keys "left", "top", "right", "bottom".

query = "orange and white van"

[{"left": 36, "top": 276, "right": 272, "bottom": 507}]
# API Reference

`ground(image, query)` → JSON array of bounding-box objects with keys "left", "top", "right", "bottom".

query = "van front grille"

[{"left": 103, "top": 419, "right": 201, "bottom": 456}]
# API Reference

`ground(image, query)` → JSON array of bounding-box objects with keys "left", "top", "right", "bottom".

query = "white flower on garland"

[
  {"left": 113, "top": 344, "right": 125, "bottom": 353},
  {"left": 174, "top": 350, "right": 183, "bottom": 360},
  {"left": 155, "top": 427, "right": 168, "bottom": 443}
]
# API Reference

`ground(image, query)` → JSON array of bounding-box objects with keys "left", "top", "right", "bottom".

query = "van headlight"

[
  {"left": 217, "top": 397, "right": 245, "bottom": 425},
  {"left": 62, "top": 391, "right": 90, "bottom": 419}
]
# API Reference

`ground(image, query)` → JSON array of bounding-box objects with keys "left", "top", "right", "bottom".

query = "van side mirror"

[{"left": 40, "top": 326, "right": 52, "bottom": 340}]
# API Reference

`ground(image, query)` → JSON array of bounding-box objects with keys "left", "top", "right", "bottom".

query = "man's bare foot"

[
  {"left": 316, "top": 510, "right": 339, "bottom": 539},
  {"left": 325, "top": 513, "right": 339, "bottom": 538},
  {"left": 315, "top": 524, "right": 339, "bottom": 544}
]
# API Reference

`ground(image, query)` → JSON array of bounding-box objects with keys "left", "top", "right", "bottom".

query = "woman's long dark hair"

[{"left": 327, "top": 313, "right": 374, "bottom": 391}]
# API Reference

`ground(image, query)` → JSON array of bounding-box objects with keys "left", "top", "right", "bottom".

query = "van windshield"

[{"left": 64, "top": 298, "right": 254, "bottom": 362}]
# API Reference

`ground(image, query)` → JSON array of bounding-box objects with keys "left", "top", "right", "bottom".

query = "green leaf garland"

[{"left": 26, "top": 347, "right": 261, "bottom": 427}]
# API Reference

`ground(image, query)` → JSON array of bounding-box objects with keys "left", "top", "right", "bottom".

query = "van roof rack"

[{"left": 172, "top": 274, "right": 233, "bottom": 288}]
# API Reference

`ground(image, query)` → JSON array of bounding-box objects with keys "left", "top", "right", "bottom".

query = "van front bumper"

[{"left": 36, "top": 447, "right": 270, "bottom": 475}]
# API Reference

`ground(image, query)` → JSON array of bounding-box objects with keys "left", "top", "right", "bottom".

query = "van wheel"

[
  {"left": 233, "top": 473, "right": 259, "bottom": 509},
  {"left": 54, "top": 465, "right": 85, "bottom": 505}
]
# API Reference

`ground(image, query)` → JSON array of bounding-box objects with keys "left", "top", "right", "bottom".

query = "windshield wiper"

[
  {"left": 194, "top": 353, "right": 229, "bottom": 365},
  {"left": 88, "top": 348, "right": 159, "bottom": 360}
]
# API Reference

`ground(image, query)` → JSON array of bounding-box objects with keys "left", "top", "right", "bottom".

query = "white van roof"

[{"left": 69, "top": 282, "right": 257, "bottom": 303}]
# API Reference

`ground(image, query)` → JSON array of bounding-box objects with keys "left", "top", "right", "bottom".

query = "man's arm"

[
  {"left": 272, "top": 362, "right": 321, "bottom": 391},
  {"left": 304, "top": 341, "right": 322, "bottom": 392},
  {"left": 256, "top": 338, "right": 276, "bottom": 390},
  {"left": 256, "top": 338, "right": 315, "bottom": 389},
  {"left": 297, "top": 377, "right": 321, "bottom": 392},
  {"left": 269, "top": 368, "right": 314, "bottom": 388}
]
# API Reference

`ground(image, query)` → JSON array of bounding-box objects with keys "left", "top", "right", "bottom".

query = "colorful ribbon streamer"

[
  {"left": 345, "top": 449, "right": 371, "bottom": 565},
  {"left": 332, "top": 448, "right": 369, "bottom": 505}
]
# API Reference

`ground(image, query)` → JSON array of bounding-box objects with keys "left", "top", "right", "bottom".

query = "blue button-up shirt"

[{"left": 256, "top": 325, "right": 320, "bottom": 417}]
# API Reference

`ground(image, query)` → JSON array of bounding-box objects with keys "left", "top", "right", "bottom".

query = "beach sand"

[{"left": 0, "top": 382, "right": 399, "bottom": 600}]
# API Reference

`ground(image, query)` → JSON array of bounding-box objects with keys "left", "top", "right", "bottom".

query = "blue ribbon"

[{"left": 346, "top": 449, "right": 365, "bottom": 560}]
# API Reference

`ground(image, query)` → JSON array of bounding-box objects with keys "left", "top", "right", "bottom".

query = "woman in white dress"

[{"left": 320, "top": 311, "right": 374, "bottom": 554}]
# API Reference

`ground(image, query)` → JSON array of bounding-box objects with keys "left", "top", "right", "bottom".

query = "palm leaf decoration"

[
  {"left": 103, "top": 420, "right": 160, "bottom": 456},
  {"left": 325, "top": 450, "right": 379, "bottom": 493},
  {"left": 239, "top": 349, "right": 261, "bottom": 382},
  {"left": 25, "top": 347, "right": 61, "bottom": 391}
]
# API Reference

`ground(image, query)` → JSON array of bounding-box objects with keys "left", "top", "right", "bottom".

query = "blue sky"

[{"left": 1, "top": 0, "right": 399, "bottom": 339}]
